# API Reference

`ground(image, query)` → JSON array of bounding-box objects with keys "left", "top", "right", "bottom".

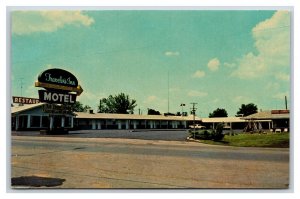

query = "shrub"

[
  {"left": 211, "top": 123, "right": 225, "bottom": 141},
  {"left": 189, "top": 130, "right": 212, "bottom": 140},
  {"left": 189, "top": 123, "right": 225, "bottom": 141}
]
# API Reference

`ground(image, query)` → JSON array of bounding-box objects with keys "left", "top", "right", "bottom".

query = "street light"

[{"left": 180, "top": 103, "right": 185, "bottom": 116}]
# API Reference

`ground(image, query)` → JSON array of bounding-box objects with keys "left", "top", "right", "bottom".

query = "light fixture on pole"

[{"left": 180, "top": 103, "right": 185, "bottom": 116}]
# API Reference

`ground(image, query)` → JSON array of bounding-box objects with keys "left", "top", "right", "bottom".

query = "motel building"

[
  {"left": 11, "top": 103, "right": 200, "bottom": 131},
  {"left": 11, "top": 102, "right": 290, "bottom": 133}
]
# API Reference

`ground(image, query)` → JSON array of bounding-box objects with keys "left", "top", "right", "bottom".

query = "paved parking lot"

[{"left": 11, "top": 135, "right": 290, "bottom": 189}]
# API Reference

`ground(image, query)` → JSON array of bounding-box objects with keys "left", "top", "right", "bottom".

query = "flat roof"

[
  {"left": 202, "top": 117, "right": 247, "bottom": 123},
  {"left": 75, "top": 112, "right": 201, "bottom": 121},
  {"left": 11, "top": 103, "right": 202, "bottom": 121}
]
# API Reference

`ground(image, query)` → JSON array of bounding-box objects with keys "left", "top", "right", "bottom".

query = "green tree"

[
  {"left": 147, "top": 108, "right": 161, "bottom": 115},
  {"left": 236, "top": 103, "right": 258, "bottom": 117},
  {"left": 83, "top": 105, "right": 91, "bottom": 112},
  {"left": 209, "top": 108, "right": 228, "bottom": 118},
  {"left": 72, "top": 101, "right": 91, "bottom": 112},
  {"left": 98, "top": 93, "right": 137, "bottom": 114}
]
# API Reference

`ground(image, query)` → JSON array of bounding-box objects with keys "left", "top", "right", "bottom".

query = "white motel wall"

[{"left": 74, "top": 112, "right": 193, "bottom": 130}]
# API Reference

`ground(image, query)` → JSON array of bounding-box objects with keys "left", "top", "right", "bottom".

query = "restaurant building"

[{"left": 11, "top": 103, "right": 74, "bottom": 131}]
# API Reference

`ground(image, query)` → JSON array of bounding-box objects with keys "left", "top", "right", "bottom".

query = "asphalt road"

[
  {"left": 13, "top": 129, "right": 190, "bottom": 141},
  {"left": 11, "top": 136, "right": 290, "bottom": 189}
]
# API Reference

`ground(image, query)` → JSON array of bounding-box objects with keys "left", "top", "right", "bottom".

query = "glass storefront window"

[
  {"left": 42, "top": 116, "right": 49, "bottom": 127},
  {"left": 31, "top": 116, "right": 41, "bottom": 127}
]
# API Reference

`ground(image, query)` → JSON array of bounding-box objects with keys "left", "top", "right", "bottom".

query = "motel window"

[
  {"left": 64, "top": 117, "right": 71, "bottom": 127},
  {"left": 31, "top": 116, "right": 41, "bottom": 127},
  {"left": 18, "top": 115, "right": 28, "bottom": 128},
  {"left": 41, "top": 116, "right": 49, "bottom": 127}
]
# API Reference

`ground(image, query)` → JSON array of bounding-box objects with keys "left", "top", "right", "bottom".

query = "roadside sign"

[
  {"left": 12, "top": 96, "right": 39, "bottom": 104},
  {"left": 35, "top": 68, "right": 83, "bottom": 96}
]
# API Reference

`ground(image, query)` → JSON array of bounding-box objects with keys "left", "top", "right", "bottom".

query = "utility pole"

[
  {"left": 167, "top": 71, "right": 170, "bottom": 113},
  {"left": 285, "top": 96, "right": 288, "bottom": 110},
  {"left": 190, "top": 102, "right": 197, "bottom": 139}
]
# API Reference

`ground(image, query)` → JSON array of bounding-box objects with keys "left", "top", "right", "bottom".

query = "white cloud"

[
  {"left": 188, "top": 90, "right": 208, "bottom": 97},
  {"left": 232, "top": 52, "right": 266, "bottom": 78},
  {"left": 165, "top": 51, "right": 180, "bottom": 57},
  {"left": 207, "top": 58, "right": 220, "bottom": 71},
  {"left": 12, "top": 11, "right": 94, "bottom": 35},
  {"left": 224, "top": 62, "right": 236, "bottom": 68},
  {"left": 275, "top": 72, "right": 290, "bottom": 81},
  {"left": 192, "top": 70, "right": 206, "bottom": 78},
  {"left": 231, "top": 11, "right": 290, "bottom": 79}
]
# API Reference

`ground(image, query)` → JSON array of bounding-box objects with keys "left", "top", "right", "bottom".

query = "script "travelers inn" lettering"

[
  {"left": 45, "top": 73, "right": 76, "bottom": 86},
  {"left": 38, "top": 68, "right": 78, "bottom": 88}
]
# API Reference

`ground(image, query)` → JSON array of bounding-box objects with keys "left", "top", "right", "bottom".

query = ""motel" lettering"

[{"left": 38, "top": 90, "right": 76, "bottom": 104}]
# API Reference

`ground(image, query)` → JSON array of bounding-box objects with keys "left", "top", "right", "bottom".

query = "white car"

[{"left": 189, "top": 124, "right": 206, "bottom": 129}]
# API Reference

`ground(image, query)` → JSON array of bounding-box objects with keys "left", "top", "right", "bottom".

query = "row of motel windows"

[
  {"left": 12, "top": 115, "right": 73, "bottom": 129},
  {"left": 74, "top": 119, "right": 187, "bottom": 130}
]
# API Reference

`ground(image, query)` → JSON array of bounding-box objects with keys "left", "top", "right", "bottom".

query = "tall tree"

[
  {"left": 72, "top": 101, "right": 91, "bottom": 112},
  {"left": 98, "top": 93, "right": 137, "bottom": 114},
  {"left": 236, "top": 103, "right": 258, "bottom": 117},
  {"left": 209, "top": 108, "right": 228, "bottom": 118}
]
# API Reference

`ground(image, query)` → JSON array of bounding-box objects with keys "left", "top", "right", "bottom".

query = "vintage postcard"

[{"left": 10, "top": 8, "right": 291, "bottom": 189}]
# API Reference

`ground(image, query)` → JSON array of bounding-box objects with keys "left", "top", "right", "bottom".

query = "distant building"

[
  {"left": 201, "top": 117, "right": 248, "bottom": 130},
  {"left": 244, "top": 110, "right": 290, "bottom": 132}
]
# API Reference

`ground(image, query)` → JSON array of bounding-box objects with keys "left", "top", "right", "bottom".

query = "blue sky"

[{"left": 11, "top": 10, "right": 291, "bottom": 117}]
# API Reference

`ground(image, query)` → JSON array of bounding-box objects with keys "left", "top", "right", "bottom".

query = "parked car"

[{"left": 189, "top": 124, "right": 206, "bottom": 129}]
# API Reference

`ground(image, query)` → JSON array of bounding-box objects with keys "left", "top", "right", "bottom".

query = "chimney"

[{"left": 89, "top": 110, "right": 94, "bottom": 114}]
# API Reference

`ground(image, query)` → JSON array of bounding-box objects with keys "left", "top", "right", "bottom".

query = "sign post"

[{"left": 35, "top": 68, "right": 83, "bottom": 134}]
